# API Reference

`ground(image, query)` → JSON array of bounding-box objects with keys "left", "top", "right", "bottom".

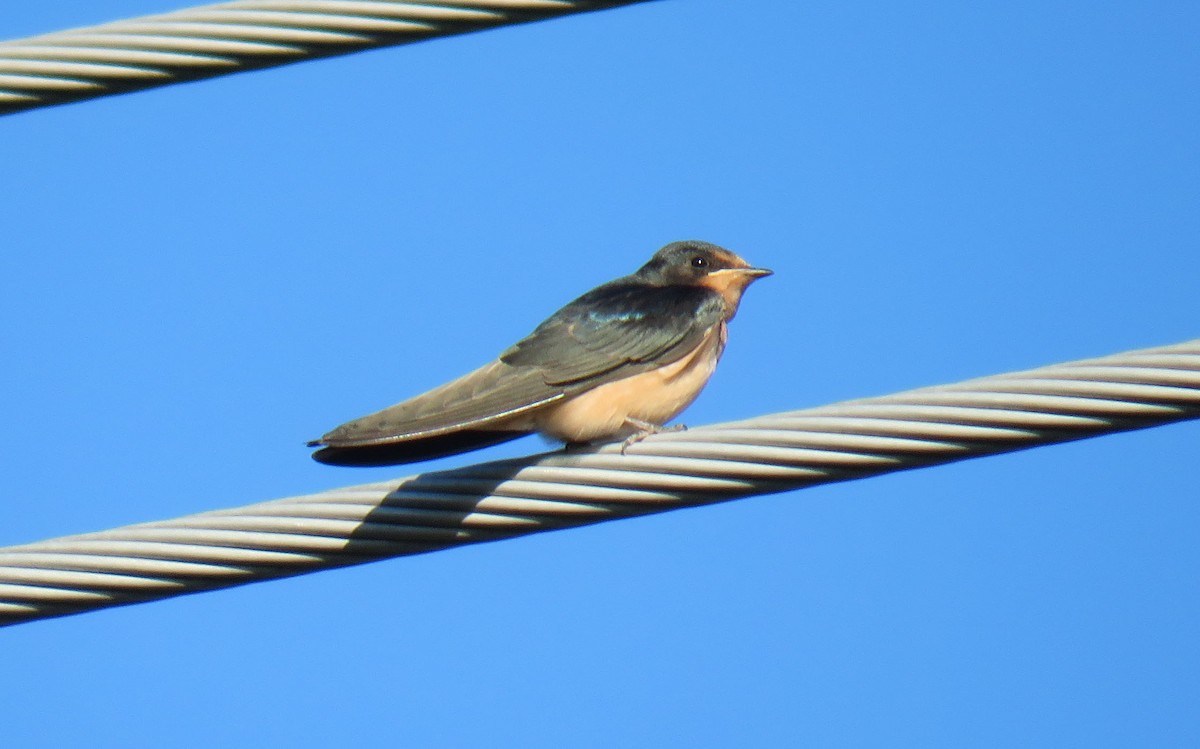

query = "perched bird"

[{"left": 309, "top": 240, "right": 771, "bottom": 466}]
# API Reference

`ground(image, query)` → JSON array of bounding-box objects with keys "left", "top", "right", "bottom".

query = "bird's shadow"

[{"left": 340, "top": 441, "right": 611, "bottom": 563}]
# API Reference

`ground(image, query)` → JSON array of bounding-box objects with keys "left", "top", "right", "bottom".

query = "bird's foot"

[{"left": 620, "top": 419, "right": 687, "bottom": 454}]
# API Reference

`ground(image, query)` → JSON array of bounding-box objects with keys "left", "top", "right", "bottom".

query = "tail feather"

[{"left": 310, "top": 429, "right": 531, "bottom": 467}]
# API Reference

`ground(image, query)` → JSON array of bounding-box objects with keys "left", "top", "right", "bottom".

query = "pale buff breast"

[{"left": 528, "top": 322, "right": 728, "bottom": 443}]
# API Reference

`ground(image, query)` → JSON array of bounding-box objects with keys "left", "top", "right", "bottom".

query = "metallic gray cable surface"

[
  {"left": 2, "top": 338, "right": 1198, "bottom": 626},
  {"left": 0, "top": 0, "right": 653, "bottom": 115}
]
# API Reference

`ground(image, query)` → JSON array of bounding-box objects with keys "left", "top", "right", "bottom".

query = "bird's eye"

[{"left": 691, "top": 256, "right": 709, "bottom": 269}]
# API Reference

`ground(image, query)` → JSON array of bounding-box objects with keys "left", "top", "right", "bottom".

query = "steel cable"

[
  {"left": 1, "top": 338, "right": 1197, "bottom": 626},
  {"left": 0, "top": 1, "right": 654, "bottom": 115}
]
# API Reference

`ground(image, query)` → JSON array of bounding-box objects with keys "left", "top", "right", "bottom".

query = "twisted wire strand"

[
  {"left": 0, "top": 0, "right": 653, "bottom": 115},
  {"left": 2, "top": 338, "right": 1197, "bottom": 626}
]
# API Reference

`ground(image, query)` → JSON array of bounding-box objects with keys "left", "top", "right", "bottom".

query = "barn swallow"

[{"left": 309, "top": 240, "right": 771, "bottom": 466}]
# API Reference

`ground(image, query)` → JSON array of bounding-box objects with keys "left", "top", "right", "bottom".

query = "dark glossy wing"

[
  {"left": 501, "top": 281, "right": 725, "bottom": 385},
  {"left": 312, "top": 359, "right": 564, "bottom": 446},
  {"left": 310, "top": 280, "right": 725, "bottom": 465}
]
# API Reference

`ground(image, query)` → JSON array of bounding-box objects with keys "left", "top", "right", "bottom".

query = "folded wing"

[{"left": 311, "top": 281, "right": 725, "bottom": 465}]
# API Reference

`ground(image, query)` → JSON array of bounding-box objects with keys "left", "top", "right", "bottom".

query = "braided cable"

[
  {"left": 2, "top": 338, "right": 1197, "bottom": 626},
  {"left": 0, "top": 1, "right": 654, "bottom": 115}
]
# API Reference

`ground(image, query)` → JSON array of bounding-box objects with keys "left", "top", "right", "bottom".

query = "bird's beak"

[
  {"left": 709, "top": 266, "right": 773, "bottom": 284},
  {"left": 741, "top": 267, "right": 773, "bottom": 279}
]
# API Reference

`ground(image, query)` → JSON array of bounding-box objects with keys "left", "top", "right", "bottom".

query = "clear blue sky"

[{"left": 2, "top": 2, "right": 1198, "bottom": 746}]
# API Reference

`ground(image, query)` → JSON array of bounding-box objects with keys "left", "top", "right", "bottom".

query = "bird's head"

[{"left": 636, "top": 240, "right": 772, "bottom": 313}]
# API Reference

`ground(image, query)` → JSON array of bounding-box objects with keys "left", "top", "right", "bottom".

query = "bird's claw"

[{"left": 620, "top": 420, "right": 687, "bottom": 454}]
